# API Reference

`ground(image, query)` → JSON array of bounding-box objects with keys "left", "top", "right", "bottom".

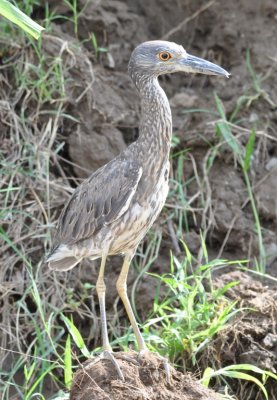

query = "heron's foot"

[
  {"left": 86, "top": 350, "right": 125, "bottom": 381},
  {"left": 115, "top": 352, "right": 140, "bottom": 366},
  {"left": 138, "top": 348, "right": 172, "bottom": 383}
]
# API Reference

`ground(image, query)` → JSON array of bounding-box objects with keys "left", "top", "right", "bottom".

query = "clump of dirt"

[
  {"left": 70, "top": 351, "right": 220, "bottom": 400},
  {"left": 216, "top": 272, "right": 276, "bottom": 369},
  {"left": 209, "top": 271, "right": 277, "bottom": 399}
]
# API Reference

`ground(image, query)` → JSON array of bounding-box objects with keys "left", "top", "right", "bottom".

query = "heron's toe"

[
  {"left": 137, "top": 349, "right": 172, "bottom": 383},
  {"left": 87, "top": 350, "right": 125, "bottom": 381}
]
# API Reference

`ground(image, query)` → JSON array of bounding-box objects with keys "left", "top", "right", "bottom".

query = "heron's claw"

[
  {"left": 137, "top": 349, "right": 172, "bottom": 383},
  {"left": 162, "top": 358, "right": 172, "bottom": 383},
  {"left": 86, "top": 350, "right": 125, "bottom": 381}
]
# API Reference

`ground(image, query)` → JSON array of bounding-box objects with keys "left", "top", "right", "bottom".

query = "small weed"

[
  {"left": 214, "top": 92, "right": 266, "bottom": 272},
  {"left": 230, "top": 50, "right": 276, "bottom": 122},
  {"left": 140, "top": 243, "right": 244, "bottom": 367},
  {"left": 90, "top": 32, "right": 108, "bottom": 56},
  {"left": 63, "top": 0, "right": 79, "bottom": 37},
  {"left": 13, "top": 38, "right": 67, "bottom": 105},
  {"left": 60, "top": 0, "right": 90, "bottom": 38}
]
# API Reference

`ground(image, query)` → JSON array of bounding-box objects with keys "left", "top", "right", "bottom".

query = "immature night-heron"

[{"left": 47, "top": 40, "right": 229, "bottom": 377}]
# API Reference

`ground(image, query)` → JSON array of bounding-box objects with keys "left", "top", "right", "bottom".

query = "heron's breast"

[{"left": 109, "top": 168, "right": 169, "bottom": 254}]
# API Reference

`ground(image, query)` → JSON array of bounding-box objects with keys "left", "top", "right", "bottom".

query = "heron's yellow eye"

[{"left": 159, "top": 51, "right": 171, "bottom": 61}]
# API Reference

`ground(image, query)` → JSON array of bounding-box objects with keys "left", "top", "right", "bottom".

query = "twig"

[
  {"left": 167, "top": 219, "right": 181, "bottom": 254},
  {"left": 162, "top": 0, "right": 216, "bottom": 40}
]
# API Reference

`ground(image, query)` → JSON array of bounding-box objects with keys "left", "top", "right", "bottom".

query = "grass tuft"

[{"left": 140, "top": 244, "right": 244, "bottom": 367}]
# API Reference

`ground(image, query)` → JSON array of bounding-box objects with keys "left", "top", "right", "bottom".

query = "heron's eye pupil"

[{"left": 159, "top": 52, "right": 171, "bottom": 61}]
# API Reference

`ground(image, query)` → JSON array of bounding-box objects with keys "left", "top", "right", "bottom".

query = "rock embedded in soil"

[
  {"left": 68, "top": 126, "right": 126, "bottom": 178},
  {"left": 255, "top": 166, "right": 277, "bottom": 222},
  {"left": 70, "top": 351, "right": 220, "bottom": 400}
]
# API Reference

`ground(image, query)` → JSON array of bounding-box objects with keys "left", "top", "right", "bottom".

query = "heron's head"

[{"left": 128, "top": 40, "right": 230, "bottom": 82}]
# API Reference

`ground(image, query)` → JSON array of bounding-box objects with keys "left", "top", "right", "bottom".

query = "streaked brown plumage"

[{"left": 47, "top": 40, "right": 229, "bottom": 378}]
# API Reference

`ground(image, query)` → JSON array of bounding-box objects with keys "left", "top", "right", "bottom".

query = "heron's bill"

[{"left": 180, "top": 54, "right": 230, "bottom": 77}]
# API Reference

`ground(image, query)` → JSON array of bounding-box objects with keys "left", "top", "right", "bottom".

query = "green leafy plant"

[
  {"left": 140, "top": 242, "right": 244, "bottom": 366},
  {"left": 201, "top": 364, "right": 277, "bottom": 400}
]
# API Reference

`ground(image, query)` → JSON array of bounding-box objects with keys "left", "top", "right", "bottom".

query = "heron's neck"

[{"left": 135, "top": 77, "right": 172, "bottom": 163}]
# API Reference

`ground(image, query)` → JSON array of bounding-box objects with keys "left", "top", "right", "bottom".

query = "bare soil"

[{"left": 70, "top": 351, "right": 220, "bottom": 400}]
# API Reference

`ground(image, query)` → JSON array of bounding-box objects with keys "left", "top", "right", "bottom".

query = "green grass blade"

[
  {"left": 24, "top": 363, "right": 56, "bottom": 400},
  {"left": 24, "top": 355, "right": 37, "bottom": 384},
  {"left": 64, "top": 335, "right": 73, "bottom": 389},
  {"left": 243, "top": 129, "right": 256, "bottom": 172},
  {"left": 220, "top": 371, "right": 268, "bottom": 400},
  {"left": 201, "top": 364, "right": 276, "bottom": 400},
  {"left": 0, "top": 0, "right": 44, "bottom": 39},
  {"left": 214, "top": 92, "right": 227, "bottom": 120},
  {"left": 202, "top": 367, "right": 215, "bottom": 388},
  {"left": 61, "top": 314, "right": 90, "bottom": 358},
  {"left": 246, "top": 49, "right": 260, "bottom": 92},
  {"left": 214, "top": 92, "right": 242, "bottom": 157},
  {"left": 223, "top": 364, "right": 277, "bottom": 380},
  {"left": 242, "top": 169, "right": 265, "bottom": 272},
  {"left": 180, "top": 240, "right": 192, "bottom": 264},
  {"left": 199, "top": 231, "right": 208, "bottom": 263},
  {"left": 216, "top": 121, "right": 241, "bottom": 156}
]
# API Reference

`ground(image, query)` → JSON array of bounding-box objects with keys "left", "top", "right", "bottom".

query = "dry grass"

[{"left": 0, "top": 31, "right": 98, "bottom": 398}]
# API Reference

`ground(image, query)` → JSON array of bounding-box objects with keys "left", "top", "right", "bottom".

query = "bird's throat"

[{"left": 136, "top": 77, "right": 172, "bottom": 166}]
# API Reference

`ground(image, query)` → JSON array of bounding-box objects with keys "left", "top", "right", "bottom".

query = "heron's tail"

[
  {"left": 47, "top": 243, "right": 81, "bottom": 271},
  {"left": 48, "top": 256, "right": 81, "bottom": 271}
]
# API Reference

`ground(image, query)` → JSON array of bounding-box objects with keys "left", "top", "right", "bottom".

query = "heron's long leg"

[
  {"left": 96, "top": 252, "right": 111, "bottom": 352},
  {"left": 94, "top": 253, "right": 129, "bottom": 381},
  {"left": 116, "top": 251, "right": 147, "bottom": 352}
]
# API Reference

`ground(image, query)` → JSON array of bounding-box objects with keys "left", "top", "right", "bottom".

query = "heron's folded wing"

[{"left": 52, "top": 158, "right": 142, "bottom": 247}]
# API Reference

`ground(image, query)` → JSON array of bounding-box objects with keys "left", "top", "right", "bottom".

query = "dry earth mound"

[{"left": 70, "top": 351, "right": 220, "bottom": 400}]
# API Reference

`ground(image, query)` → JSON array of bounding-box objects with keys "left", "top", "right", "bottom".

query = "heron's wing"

[{"left": 53, "top": 157, "right": 142, "bottom": 247}]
